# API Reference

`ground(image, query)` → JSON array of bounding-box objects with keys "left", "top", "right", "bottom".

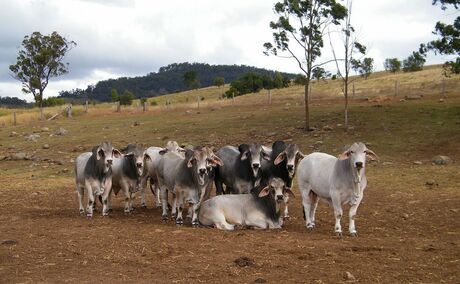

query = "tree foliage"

[
  {"left": 184, "top": 70, "right": 200, "bottom": 89},
  {"left": 311, "top": 67, "right": 331, "bottom": 80},
  {"left": 384, "top": 58, "right": 402, "bottom": 73},
  {"left": 225, "top": 72, "right": 289, "bottom": 98},
  {"left": 403, "top": 51, "right": 426, "bottom": 72},
  {"left": 59, "top": 62, "right": 295, "bottom": 102},
  {"left": 110, "top": 88, "right": 119, "bottom": 102},
  {"left": 41, "top": 96, "right": 65, "bottom": 107},
  {"left": 264, "top": 0, "right": 347, "bottom": 129},
  {"left": 213, "top": 76, "right": 225, "bottom": 87},
  {"left": 420, "top": 0, "right": 459, "bottom": 75},
  {"left": 351, "top": 57, "right": 374, "bottom": 79},
  {"left": 119, "top": 90, "right": 135, "bottom": 105},
  {"left": 9, "top": 31, "right": 76, "bottom": 107}
]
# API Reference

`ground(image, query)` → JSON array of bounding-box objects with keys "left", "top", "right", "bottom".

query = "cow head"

[
  {"left": 239, "top": 143, "right": 270, "bottom": 178},
  {"left": 186, "top": 146, "right": 223, "bottom": 186},
  {"left": 159, "top": 141, "right": 186, "bottom": 156},
  {"left": 258, "top": 177, "right": 294, "bottom": 202},
  {"left": 273, "top": 143, "right": 305, "bottom": 178},
  {"left": 339, "top": 142, "right": 378, "bottom": 175},
  {"left": 123, "top": 144, "right": 151, "bottom": 176},
  {"left": 95, "top": 141, "right": 121, "bottom": 173}
]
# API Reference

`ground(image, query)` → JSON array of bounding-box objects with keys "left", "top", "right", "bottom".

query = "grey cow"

[
  {"left": 214, "top": 143, "right": 270, "bottom": 194},
  {"left": 139, "top": 141, "right": 185, "bottom": 208},
  {"left": 297, "top": 142, "right": 378, "bottom": 237},
  {"left": 156, "top": 146, "right": 222, "bottom": 226},
  {"left": 110, "top": 144, "right": 151, "bottom": 213},
  {"left": 75, "top": 142, "right": 121, "bottom": 217},
  {"left": 199, "top": 177, "right": 294, "bottom": 230}
]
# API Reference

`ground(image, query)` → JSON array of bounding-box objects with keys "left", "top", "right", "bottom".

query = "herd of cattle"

[{"left": 75, "top": 140, "right": 378, "bottom": 236}]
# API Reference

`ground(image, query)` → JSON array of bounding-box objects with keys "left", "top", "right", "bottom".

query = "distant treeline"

[
  {"left": 58, "top": 62, "right": 296, "bottom": 103},
  {"left": 0, "top": 96, "right": 33, "bottom": 108}
]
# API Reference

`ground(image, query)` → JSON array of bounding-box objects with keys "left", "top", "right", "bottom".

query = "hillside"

[{"left": 58, "top": 62, "right": 297, "bottom": 103}]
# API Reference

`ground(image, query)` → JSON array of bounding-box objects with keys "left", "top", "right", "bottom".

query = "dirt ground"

[
  {"left": 1, "top": 97, "right": 460, "bottom": 283},
  {"left": 0, "top": 163, "right": 459, "bottom": 283}
]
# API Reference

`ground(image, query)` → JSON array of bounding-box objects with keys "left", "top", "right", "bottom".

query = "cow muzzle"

[{"left": 276, "top": 195, "right": 284, "bottom": 202}]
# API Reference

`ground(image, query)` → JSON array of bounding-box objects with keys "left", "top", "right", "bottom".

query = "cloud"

[{"left": 0, "top": 0, "right": 456, "bottom": 98}]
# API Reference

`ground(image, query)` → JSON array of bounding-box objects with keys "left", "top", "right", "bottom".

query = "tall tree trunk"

[
  {"left": 344, "top": 81, "right": 348, "bottom": 129},
  {"left": 304, "top": 81, "right": 310, "bottom": 130},
  {"left": 39, "top": 90, "right": 44, "bottom": 120}
]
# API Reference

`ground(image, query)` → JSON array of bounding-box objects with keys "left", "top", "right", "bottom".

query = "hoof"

[
  {"left": 175, "top": 218, "right": 183, "bottom": 225},
  {"left": 171, "top": 213, "right": 177, "bottom": 219},
  {"left": 192, "top": 220, "right": 199, "bottom": 227},
  {"left": 283, "top": 215, "right": 290, "bottom": 220},
  {"left": 161, "top": 215, "right": 168, "bottom": 222},
  {"left": 349, "top": 232, "right": 358, "bottom": 237},
  {"left": 335, "top": 231, "right": 343, "bottom": 238},
  {"left": 306, "top": 226, "right": 315, "bottom": 232},
  {"left": 155, "top": 204, "right": 162, "bottom": 209},
  {"left": 86, "top": 214, "right": 93, "bottom": 218},
  {"left": 79, "top": 209, "right": 85, "bottom": 214},
  {"left": 141, "top": 204, "right": 147, "bottom": 209}
]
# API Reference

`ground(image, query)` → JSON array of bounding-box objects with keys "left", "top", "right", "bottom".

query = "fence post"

[
  {"left": 197, "top": 96, "right": 200, "bottom": 109},
  {"left": 116, "top": 101, "right": 120, "bottom": 112},
  {"left": 268, "top": 89, "right": 272, "bottom": 105},
  {"left": 232, "top": 93, "right": 235, "bottom": 105},
  {"left": 66, "top": 104, "right": 72, "bottom": 118},
  {"left": 352, "top": 83, "right": 355, "bottom": 97},
  {"left": 85, "top": 100, "right": 88, "bottom": 113},
  {"left": 143, "top": 101, "right": 147, "bottom": 112},
  {"left": 13, "top": 112, "right": 16, "bottom": 126},
  {"left": 442, "top": 78, "right": 446, "bottom": 96},
  {"left": 394, "top": 80, "right": 399, "bottom": 96},
  {"left": 40, "top": 107, "right": 44, "bottom": 120}
]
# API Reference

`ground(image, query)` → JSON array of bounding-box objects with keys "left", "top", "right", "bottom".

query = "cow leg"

[
  {"left": 300, "top": 185, "right": 315, "bottom": 230},
  {"left": 175, "top": 191, "right": 184, "bottom": 225},
  {"left": 331, "top": 190, "right": 343, "bottom": 237},
  {"left": 140, "top": 176, "right": 148, "bottom": 208},
  {"left": 191, "top": 204, "right": 200, "bottom": 227},
  {"left": 154, "top": 184, "right": 162, "bottom": 208},
  {"left": 76, "top": 185, "right": 85, "bottom": 214},
  {"left": 349, "top": 196, "right": 363, "bottom": 237},
  {"left": 309, "top": 191, "right": 319, "bottom": 227},
  {"left": 84, "top": 180, "right": 95, "bottom": 217},
  {"left": 101, "top": 178, "right": 112, "bottom": 216},
  {"left": 283, "top": 194, "right": 290, "bottom": 220},
  {"left": 121, "top": 183, "right": 131, "bottom": 214},
  {"left": 171, "top": 192, "right": 177, "bottom": 219},
  {"left": 160, "top": 187, "right": 169, "bottom": 221},
  {"left": 215, "top": 179, "right": 224, "bottom": 195}
]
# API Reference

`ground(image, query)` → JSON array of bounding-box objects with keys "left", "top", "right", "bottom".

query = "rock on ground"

[{"left": 432, "top": 155, "right": 452, "bottom": 165}]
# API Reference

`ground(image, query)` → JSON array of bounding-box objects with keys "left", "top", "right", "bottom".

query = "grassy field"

[{"left": 0, "top": 65, "right": 459, "bottom": 283}]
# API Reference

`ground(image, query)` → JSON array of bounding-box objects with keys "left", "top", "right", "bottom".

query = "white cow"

[{"left": 297, "top": 142, "right": 378, "bottom": 237}]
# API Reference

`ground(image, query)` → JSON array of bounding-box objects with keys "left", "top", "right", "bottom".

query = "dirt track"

[{"left": 1, "top": 161, "right": 459, "bottom": 283}]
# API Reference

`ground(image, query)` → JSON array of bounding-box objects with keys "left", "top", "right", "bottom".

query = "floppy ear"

[
  {"left": 112, "top": 149, "right": 121, "bottom": 158},
  {"left": 187, "top": 157, "right": 195, "bottom": 168},
  {"left": 240, "top": 151, "right": 249, "bottom": 161},
  {"left": 124, "top": 152, "right": 134, "bottom": 157},
  {"left": 338, "top": 150, "right": 350, "bottom": 160},
  {"left": 96, "top": 147, "right": 104, "bottom": 160},
  {"left": 159, "top": 148, "right": 168, "bottom": 155},
  {"left": 208, "top": 155, "right": 223, "bottom": 167},
  {"left": 144, "top": 153, "right": 151, "bottom": 161},
  {"left": 295, "top": 151, "right": 305, "bottom": 163},
  {"left": 258, "top": 186, "right": 270, "bottom": 197},
  {"left": 365, "top": 149, "right": 379, "bottom": 161},
  {"left": 284, "top": 187, "right": 295, "bottom": 198},
  {"left": 178, "top": 147, "right": 186, "bottom": 153},
  {"left": 261, "top": 150, "right": 271, "bottom": 161},
  {"left": 274, "top": 152, "right": 286, "bottom": 165}
]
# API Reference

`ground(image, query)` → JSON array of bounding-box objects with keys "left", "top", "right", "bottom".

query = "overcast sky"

[{"left": 0, "top": 0, "right": 457, "bottom": 101}]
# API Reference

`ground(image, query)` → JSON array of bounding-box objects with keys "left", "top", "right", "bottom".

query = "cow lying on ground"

[
  {"left": 74, "top": 142, "right": 121, "bottom": 217},
  {"left": 199, "top": 177, "right": 294, "bottom": 230},
  {"left": 297, "top": 142, "right": 378, "bottom": 236}
]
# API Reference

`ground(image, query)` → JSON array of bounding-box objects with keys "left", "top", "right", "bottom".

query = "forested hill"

[{"left": 59, "top": 62, "right": 297, "bottom": 102}]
